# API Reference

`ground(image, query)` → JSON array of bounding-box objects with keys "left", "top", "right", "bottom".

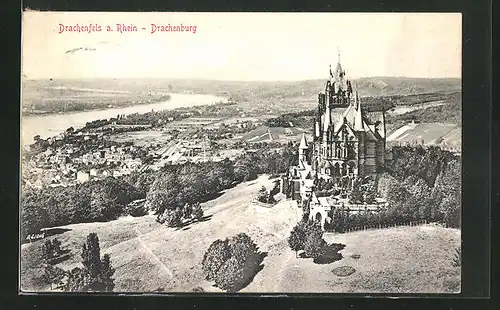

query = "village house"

[{"left": 76, "top": 170, "right": 90, "bottom": 183}]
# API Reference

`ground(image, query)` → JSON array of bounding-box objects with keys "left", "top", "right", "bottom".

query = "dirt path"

[{"left": 134, "top": 226, "right": 173, "bottom": 280}]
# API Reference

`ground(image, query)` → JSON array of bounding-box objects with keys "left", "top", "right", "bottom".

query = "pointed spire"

[
  {"left": 299, "top": 133, "right": 308, "bottom": 149},
  {"left": 329, "top": 64, "right": 333, "bottom": 78},
  {"left": 354, "top": 83, "right": 359, "bottom": 107},
  {"left": 354, "top": 89, "right": 364, "bottom": 131},
  {"left": 323, "top": 97, "right": 331, "bottom": 133}
]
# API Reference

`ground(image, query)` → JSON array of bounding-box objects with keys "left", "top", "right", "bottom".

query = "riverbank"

[
  {"left": 21, "top": 93, "right": 226, "bottom": 146},
  {"left": 22, "top": 95, "right": 172, "bottom": 117}
]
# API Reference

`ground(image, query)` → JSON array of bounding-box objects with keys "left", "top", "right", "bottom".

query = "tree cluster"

[
  {"left": 146, "top": 159, "right": 234, "bottom": 217},
  {"left": 21, "top": 177, "right": 143, "bottom": 240},
  {"left": 201, "top": 233, "right": 263, "bottom": 292},
  {"left": 326, "top": 146, "right": 461, "bottom": 232},
  {"left": 256, "top": 186, "right": 276, "bottom": 204},
  {"left": 65, "top": 233, "right": 115, "bottom": 292},
  {"left": 155, "top": 202, "right": 204, "bottom": 228},
  {"left": 348, "top": 177, "right": 377, "bottom": 204},
  {"left": 42, "top": 238, "right": 63, "bottom": 264}
]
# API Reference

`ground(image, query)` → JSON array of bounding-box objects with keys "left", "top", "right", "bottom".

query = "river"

[{"left": 21, "top": 93, "right": 225, "bottom": 146}]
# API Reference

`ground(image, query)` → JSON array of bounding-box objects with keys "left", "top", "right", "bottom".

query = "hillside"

[
  {"left": 22, "top": 77, "right": 460, "bottom": 109},
  {"left": 21, "top": 175, "right": 460, "bottom": 293}
]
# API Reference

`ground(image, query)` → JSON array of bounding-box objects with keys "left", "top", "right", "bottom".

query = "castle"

[{"left": 285, "top": 54, "right": 391, "bottom": 205}]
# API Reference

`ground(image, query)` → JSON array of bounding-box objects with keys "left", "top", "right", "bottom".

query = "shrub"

[
  {"left": 42, "top": 265, "right": 66, "bottom": 290},
  {"left": 163, "top": 209, "right": 183, "bottom": 227},
  {"left": 214, "top": 257, "right": 247, "bottom": 292},
  {"left": 202, "top": 233, "right": 263, "bottom": 292},
  {"left": 65, "top": 267, "right": 86, "bottom": 292},
  {"left": 192, "top": 202, "right": 204, "bottom": 221},
  {"left": 202, "top": 239, "right": 231, "bottom": 281},
  {"left": 257, "top": 186, "right": 268, "bottom": 203}
]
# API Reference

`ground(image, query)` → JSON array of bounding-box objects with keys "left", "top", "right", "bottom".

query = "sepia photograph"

[{"left": 20, "top": 12, "right": 462, "bottom": 294}]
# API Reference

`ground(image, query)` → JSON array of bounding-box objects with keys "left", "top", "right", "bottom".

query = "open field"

[
  {"left": 386, "top": 122, "right": 461, "bottom": 148},
  {"left": 112, "top": 130, "right": 173, "bottom": 147},
  {"left": 242, "top": 126, "right": 309, "bottom": 143},
  {"left": 21, "top": 174, "right": 460, "bottom": 294},
  {"left": 260, "top": 226, "right": 460, "bottom": 293}
]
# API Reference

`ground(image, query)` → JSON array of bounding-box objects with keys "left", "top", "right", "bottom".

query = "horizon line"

[{"left": 23, "top": 75, "right": 462, "bottom": 83}]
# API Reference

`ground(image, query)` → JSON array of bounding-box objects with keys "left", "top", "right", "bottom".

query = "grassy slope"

[
  {"left": 20, "top": 175, "right": 460, "bottom": 293},
  {"left": 263, "top": 226, "right": 460, "bottom": 293}
]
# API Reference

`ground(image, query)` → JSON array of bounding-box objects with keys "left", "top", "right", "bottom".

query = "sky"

[{"left": 22, "top": 12, "right": 462, "bottom": 81}]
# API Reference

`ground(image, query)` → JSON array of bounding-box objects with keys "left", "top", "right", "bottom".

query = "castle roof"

[
  {"left": 365, "top": 111, "right": 386, "bottom": 138},
  {"left": 319, "top": 160, "right": 333, "bottom": 170}
]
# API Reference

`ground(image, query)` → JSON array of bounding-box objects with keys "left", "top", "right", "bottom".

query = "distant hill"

[
  {"left": 22, "top": 77, "right": 461, "bottom": 116},
  {"left": 353, "top": 77, "right": 461, "bottom": 97},
  {"left": 23, "top": 76, "right": 461, "bottom": 100}
]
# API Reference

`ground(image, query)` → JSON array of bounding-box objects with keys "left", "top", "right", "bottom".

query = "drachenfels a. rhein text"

[{"left": 58, "top": 23, "right": 197, "bottom": 34}]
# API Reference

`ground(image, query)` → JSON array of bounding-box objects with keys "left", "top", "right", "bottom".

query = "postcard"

[{"left": 20, "top": 11, "right": 462, "bottom": 294}]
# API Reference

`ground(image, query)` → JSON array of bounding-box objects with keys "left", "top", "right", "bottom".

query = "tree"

[
  {"left": 42, "top": 265, "right": 66, "bottom": 290},
  {"left": 76, "top": 233, "right": 116, "bottom": 292},
  {"left": 183, "top": 203, "right": 193, "bottom": 219},
  {"left": 349, "top": 179, "right": 364, "bottom": 204},
  {"left": 214, "top": 257, "right": 246, "bottom": 293},
  {"left": 257, "top": 186, "right": 268, "bottom": 203},
  {"left": 192, "top": 202, "right": 204, "bottom": 221},
  {"left": 288, "top": 225, "right": 305, "bottom": 258},
  {"left": 202, "top": 239, "right": 231, "bottom": 281},
  {"left": 163, "top": 209, "right": 183, "bottom": 227},
  {"left": 65, "top": 267, "right": 86, "bottom": 292},
  {"left": 42, "top": 240, "right": 55, "bottom": 262},
  {"left": 303, "top": 220, "right": 325, "bottom": 258},
  {"left": 202, "top": 234, "right": 263, "bottom": 292},
  {"left": 229, "top": 233, "right": 260, "bottom": 266},
  {"left": 81, "top": 233, "right": 102, "bottom": 291},
  {"left": 42, "top": 238, "right": 63, "bottom": 263},
  {"left": 99, "top": 254, "right": 115, "bottom": 292},
  {"left": 146, "top": 172, "right": 182, "bottom": 214}
]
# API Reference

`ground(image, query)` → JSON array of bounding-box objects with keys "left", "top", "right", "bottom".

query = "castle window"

[
  {"left": 347, "top": 142, "right": 355, "bottom": 159},
  {"left": 335, "top": 143, "right": 341, "bottom": 157}
]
